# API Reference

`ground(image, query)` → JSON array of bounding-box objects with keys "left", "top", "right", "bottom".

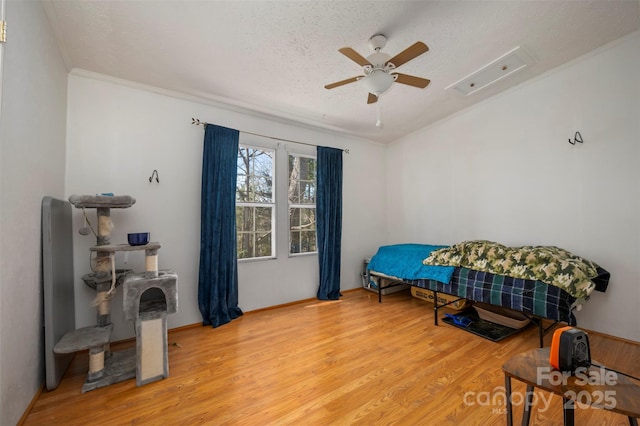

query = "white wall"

[
  {"left": 66, "top": 73, "right": 387, "bottom": 341},
  {"left": 0, "top": 1, "right": 68, "bottom": 424},
  {"left": 386, "top": 31, "right": 640, "bottom": 341}
]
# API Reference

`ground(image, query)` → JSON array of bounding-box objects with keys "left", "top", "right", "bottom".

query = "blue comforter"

[{"left": 367, "top": 244, "right": 455, "bottom": 284}]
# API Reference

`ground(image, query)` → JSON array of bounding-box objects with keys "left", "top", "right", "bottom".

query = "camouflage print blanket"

[{"left": 423, "top": 240, "right": 601, "bottom": 300}]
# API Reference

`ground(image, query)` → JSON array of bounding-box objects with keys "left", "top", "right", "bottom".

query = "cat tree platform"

[
  {"left": 52, "top": 324, "right": 136, "bottom": 393},
  {"left": 68, "top": 194, "right": 136, "bottom": 209}
]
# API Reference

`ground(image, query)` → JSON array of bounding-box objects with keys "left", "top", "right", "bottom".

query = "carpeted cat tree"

[{"left": 53, "top": 194, "right": 178, "bottom": 392}]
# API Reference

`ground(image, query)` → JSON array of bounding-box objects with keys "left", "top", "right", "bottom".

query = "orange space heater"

[{"left": 549, "top": 326, "right": 591, "bottom": 373}]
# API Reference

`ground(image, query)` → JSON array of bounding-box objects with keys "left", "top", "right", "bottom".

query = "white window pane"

[{"left": 236, "top": 145, "right": 274, "bottom": 260}]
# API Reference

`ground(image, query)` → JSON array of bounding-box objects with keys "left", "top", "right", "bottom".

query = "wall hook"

[
  {"left": 568, "top": 131, "right": 584, "bottom": 145},
  {"left": 149, "top": 169, "right": 159, "bottom": 183}
]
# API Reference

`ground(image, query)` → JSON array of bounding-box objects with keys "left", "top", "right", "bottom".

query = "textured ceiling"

[{"left": 43, "top": 0, "right": 640, "bottom": 143}]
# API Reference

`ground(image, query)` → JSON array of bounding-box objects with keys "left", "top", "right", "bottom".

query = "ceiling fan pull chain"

[{"left": 376, "top": 101, "right": 383, "bottom": 128}]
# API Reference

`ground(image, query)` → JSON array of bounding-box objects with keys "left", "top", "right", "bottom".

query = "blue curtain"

[
  {"left": 316, "top": 146, "right": 343, "bottom": 300},
  {"left": 198, "top": 124, "right": 243, "bottom": 327}
]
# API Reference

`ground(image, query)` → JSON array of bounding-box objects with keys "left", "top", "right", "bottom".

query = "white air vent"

[{"left": 446, "top": 46, "right": 534, "bottom": 96}]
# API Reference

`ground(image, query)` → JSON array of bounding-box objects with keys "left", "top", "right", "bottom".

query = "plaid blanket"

[{"left": 408, "top": 267, "right": 577, "bottom": 325}]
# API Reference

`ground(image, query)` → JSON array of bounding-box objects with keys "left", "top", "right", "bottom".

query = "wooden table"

[{"left": 502, "top": 347, "right": 640, "bottom": 426}]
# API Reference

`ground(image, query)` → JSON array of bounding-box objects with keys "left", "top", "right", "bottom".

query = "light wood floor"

[{"left": 24, "top": 289, "right": 639, "bottom": 425}]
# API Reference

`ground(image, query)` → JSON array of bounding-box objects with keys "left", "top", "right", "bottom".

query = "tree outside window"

[
  {"left": 236, "top": 146, "right": 275, "bottom": 259},
  {"left": 288, "top": 154, "right": 316, "bottom": 255}
]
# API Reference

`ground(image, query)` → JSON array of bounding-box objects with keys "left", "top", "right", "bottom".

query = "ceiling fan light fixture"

[
  {"left": 324, "top": 35, "right": 430, "bottom": 107},
  {"left": 362, "top": 70, "right": 394, "bottom": 95},
  {"left": 366, "top": 51, "right": 390, "bottom": 67}
]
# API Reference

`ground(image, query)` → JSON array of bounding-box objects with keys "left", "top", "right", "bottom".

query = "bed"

[{"left": 366, "top": 242, "right": 610, "bottom": 347}]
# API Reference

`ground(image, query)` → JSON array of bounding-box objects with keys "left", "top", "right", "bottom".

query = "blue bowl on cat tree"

[{"left": 128, "top": 232, "right": 149, "bottom": 246}]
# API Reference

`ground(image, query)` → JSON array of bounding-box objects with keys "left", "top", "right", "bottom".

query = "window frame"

[
  {"left": 236, "top": 144, "right": 276, "bottom": 262},
  {"left": 287, "top": 152, "right": 317, "bottom": 257}
]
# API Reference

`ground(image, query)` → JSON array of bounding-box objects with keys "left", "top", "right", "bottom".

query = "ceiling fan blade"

[
  {"left": 324, "top": 76, "right": 361, "bottom": 90},
  {"left": 367, "top": 93, "right": 378, "bottom": 104},
  {"left": 392, "top": 73, "right": 431, "bottom": 88},
  {"left": 387, "top": 42, "right": 429, "bottom": 68},
  {"left": 338, "top": 47, "right": 372, "bottom": 67}
]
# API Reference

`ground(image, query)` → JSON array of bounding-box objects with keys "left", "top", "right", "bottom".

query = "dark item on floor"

[{"left": 442, "top": 308, "right": 533, "bottom": 342}]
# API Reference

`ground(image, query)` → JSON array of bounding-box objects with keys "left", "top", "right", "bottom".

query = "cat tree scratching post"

[{"left": 95, "top": 206, "right": 113, "bottom": 326}]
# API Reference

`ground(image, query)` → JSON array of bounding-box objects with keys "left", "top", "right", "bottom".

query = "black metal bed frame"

[{"left": 367, "top": 271, "right": 560, "bottom": 348}]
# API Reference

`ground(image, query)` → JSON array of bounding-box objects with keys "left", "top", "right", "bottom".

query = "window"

[
  {"left": 236, "top": 146, "right": 275, "bottom": 260},
  {"left": 288, "top": 154, "right": 316, "bottom": 255}
]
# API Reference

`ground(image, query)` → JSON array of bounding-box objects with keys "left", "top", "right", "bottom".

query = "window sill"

[
  {"left": 288, "top": 252, "right": 318, "bottom": 259},
  {"left": 238, "top": 256, "right": 276, "bottom": 264}
]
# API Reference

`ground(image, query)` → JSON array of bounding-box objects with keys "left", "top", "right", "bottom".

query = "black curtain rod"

[{"left": 191, "top": 118, "right": 349, "bottom": 154}]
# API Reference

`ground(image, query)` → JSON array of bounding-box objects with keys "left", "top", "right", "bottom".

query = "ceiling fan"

[{"left": 324, "top": 34, "right": 431, "bottom": 104}]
